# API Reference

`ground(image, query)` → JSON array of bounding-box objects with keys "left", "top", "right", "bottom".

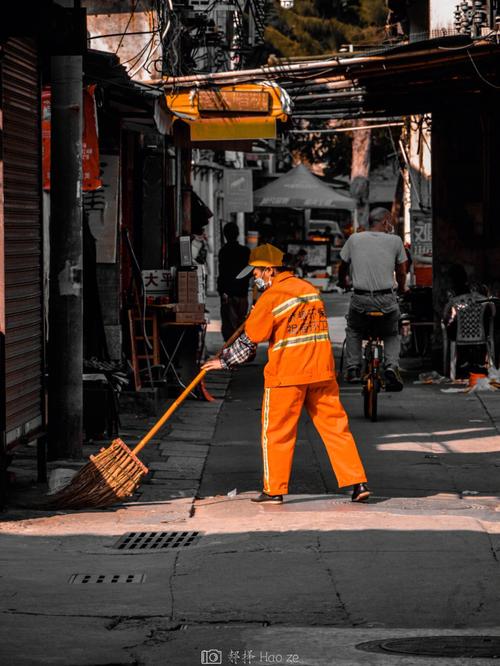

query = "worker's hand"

[{"left": 202, "top": 358, "right": 224, "bottom": 372}]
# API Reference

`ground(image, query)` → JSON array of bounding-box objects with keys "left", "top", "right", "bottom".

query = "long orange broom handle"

[
  {"left": 132, "top": 368, "right": 208, "bottom": 455},
  {"left": 131, "top": 318, "right": 248, "bottom": 456}
]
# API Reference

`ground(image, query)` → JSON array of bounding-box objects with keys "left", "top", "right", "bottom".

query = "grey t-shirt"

[{"left": 340, "top": 231, "right": 407, "bottom": 291}]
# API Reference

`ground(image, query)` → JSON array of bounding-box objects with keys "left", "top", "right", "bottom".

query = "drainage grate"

[
  {"left": 69, "top": 573, "right": 145, "bottom": 584},
  {"left": 356, "top": 636, "right": 500, "bottom": 658},
  {"left": 112, "top": 531, "right": 200, "bottom": 551}
]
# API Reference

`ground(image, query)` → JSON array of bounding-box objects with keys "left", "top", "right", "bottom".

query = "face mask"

[
  {"left": 254, "top": 272, "right": 272, "bottom": 291},
  {"left": 254, "top": 277, "right": 267, "bottom": 291}
]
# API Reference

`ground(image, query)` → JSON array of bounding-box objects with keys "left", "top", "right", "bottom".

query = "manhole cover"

[
  {"left": 383, "top": 500, "right": 472, "bottom": 512},
  {"left": 401, "top": 502, "right": 470, "bottom": 511},
  {"left": 69, "top": 573, "right": 145, "bottom": 584},
  {"left": 357, "top": 636, "right": 500, "bottom": 658},
  {"left": 113, "top": 531, "right": 200, "bottom": 550}
]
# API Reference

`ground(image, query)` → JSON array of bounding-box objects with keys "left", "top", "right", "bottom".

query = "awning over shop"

[
  {"left": 164, "top": 83, "right": 290, "bottom": 143},
  {"left": 253, "top": 164, "right": 355, "bottom": 210}
]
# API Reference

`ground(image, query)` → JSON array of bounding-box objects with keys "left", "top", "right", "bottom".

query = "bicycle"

[
  {"left": 339, "top": 299, "right": 408, "bottom": 422},
  {"left": 339, "top": 310, "right": 388, "bottom": 422},
  {"left": 361, "top": 306, "right": 410, "bottom": 420},
  {"left": 361, "top": 311, "right": 386, "bottom": 422}
]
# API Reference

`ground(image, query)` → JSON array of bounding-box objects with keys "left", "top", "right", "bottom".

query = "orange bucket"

[{"left": 469, "top": 372, "right": 487, "bottom": 387}]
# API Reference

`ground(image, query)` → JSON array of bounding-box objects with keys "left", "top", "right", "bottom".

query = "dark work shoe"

[
  {"left": 384, "top": 366, "right": 403, "bottom": 392},
  {"left": 352, "top": 483, "right": 371, "bottom": 502},
  {"left": 345, "top": 366, "right": 361, "bottom": 383},
  {"left": 251, "top": 492, "right": 283, "bottom": 504}
]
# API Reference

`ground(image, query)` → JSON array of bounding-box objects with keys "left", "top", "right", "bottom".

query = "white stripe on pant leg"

[{"left": 262, "top": 388, "right": 271, "bottom": 492}]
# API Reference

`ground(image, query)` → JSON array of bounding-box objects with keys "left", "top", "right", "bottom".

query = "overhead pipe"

[
  {"left": 290, "top": 122, "right": 404, "bottom": 133},
  {"left": 162, "top": 40, "right": 494, "bottom": 88}
]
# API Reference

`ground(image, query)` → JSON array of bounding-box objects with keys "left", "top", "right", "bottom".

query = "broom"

[{"left": 49, "top": 319, "right": 247, "bottom": 509}]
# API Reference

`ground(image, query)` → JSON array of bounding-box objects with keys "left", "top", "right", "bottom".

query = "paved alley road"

[{"left": 1, "top": 292, "right": 500, "bottom": 665}]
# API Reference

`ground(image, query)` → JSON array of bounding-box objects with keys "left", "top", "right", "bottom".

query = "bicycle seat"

[{"left": 360, "top": 310, "right": 393, "bottom": 339}]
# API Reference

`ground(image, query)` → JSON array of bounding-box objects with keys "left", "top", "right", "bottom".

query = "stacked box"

[
  {"left": 174, "top": 312, "right": 205, "bottom": 323},
  {"left": 197, "top": 266, "right": 206, "bottom": 304},
  {"left": 177, "top": 269, "right": 198, "bottom": 303},
  {"left": 171, "top": 302, "right": 204, "bottom": 313},
  {"left": 175, "top": 269, "right": 204, "bottom": 322}
]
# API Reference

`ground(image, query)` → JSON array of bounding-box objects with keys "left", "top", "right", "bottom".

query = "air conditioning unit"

[
  {"left": 189, "top": 0, "right": 235, "bottom": 10},
  {"left": 188, "top": 0, "right": 235, "bottom": 34},
  {"left": 189, "top": 0, "right": 211, "bottom": 9}
]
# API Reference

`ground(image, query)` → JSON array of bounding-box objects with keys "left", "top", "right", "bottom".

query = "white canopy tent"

[{"left": 253, "top": 164, "right": 355, "bottom": 210}]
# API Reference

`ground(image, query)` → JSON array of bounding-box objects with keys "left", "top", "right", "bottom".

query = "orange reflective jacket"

[{"left": 245, "top": 271, "right": 334, "bottom": 388}]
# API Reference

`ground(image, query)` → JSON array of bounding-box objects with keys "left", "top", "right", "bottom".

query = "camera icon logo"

[{"left": 201, "top": 649, "right": 223, "bottom": 664}]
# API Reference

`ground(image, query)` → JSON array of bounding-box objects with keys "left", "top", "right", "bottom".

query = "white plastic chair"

[{"left": 441, "top": 292, "right": 496, "bottom": 380}]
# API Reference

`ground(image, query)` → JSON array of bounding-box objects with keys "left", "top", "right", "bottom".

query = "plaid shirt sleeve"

[{"left": 219, "top": 332, "right": 257, "bottom": 369}]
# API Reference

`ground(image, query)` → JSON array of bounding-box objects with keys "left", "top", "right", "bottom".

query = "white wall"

[
  {"left": 86, "top": 9, "right": 162, "bottom": 83},
  {"left": 192, "top": 159, "right": 224, "bottom": 294},
  {"left": 430, "top": 0, "right": 457, "bottom": 35},
  {"left": 409, "top": 116, "right": 432, "bottom": 212}
]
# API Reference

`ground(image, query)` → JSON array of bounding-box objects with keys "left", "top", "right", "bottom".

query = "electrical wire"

[
  {"left": 159, "top": 339, "right": 198, "bottom": 399},
  {"left": 115, "top": 0, "right": 140, "bottom": 55},
  {"left": 89, "top": 30, "right": 157, "bottom": 40},
  {"left": 467, "top": 48, "right": 500, "bottom": 89},
  {"left": 131, "top": 8, "right": 176, "bottom": 77},
  {"left": 437, "top": 41, "right": 475, "bottom": 50},
  {"left": 117, "top": 34, "right": 156, "bottom": 68},
  {"left": 124, "top": 230, "right": 154, "bottom": 389},
  {"left": 128, "top": 29, "right": 159, "bottom": 77}
]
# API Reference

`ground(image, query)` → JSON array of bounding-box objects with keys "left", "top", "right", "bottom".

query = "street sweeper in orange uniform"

[{"left": 203, "top": 243, "right": 370, "bottom": 504}]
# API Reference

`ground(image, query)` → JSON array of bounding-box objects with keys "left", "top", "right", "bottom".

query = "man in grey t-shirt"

[{"left": 339, "top": 207, "right": 408, "bottom": 390}]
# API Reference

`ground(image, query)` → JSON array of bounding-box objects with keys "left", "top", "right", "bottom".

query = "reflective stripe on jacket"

[{"left": 245, "top": 271, "right": 334, "bottom": 388}]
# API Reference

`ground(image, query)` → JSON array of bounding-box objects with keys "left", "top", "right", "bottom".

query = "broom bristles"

[{"left": 48, "top": 439, "right": 149, "bottom": 509}]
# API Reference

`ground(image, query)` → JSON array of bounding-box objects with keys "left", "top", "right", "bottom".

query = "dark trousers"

[
  {"left": 346, "top": 306, "right": 401, "bottom": 369},
  {"left": 221, "top": 295, "right": 248, "bottom": 341}
]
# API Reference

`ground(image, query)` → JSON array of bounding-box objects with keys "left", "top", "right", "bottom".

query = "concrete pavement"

[{"left": 1, "top": 292, "right": 500, "bottom": 665}]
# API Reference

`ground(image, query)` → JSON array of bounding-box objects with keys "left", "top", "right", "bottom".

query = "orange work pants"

[{"left": 261, "top": 379, "right": 367, "bottom": 495}]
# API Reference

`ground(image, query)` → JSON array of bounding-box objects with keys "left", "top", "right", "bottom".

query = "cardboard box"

[
  {"left": 178, "top": 268, "right": 197, "bottom": 282},
  {"left": 177, "top": 289, "right": 198, "bottom": 303},
  {"left": 172, "top": 302, "right": 204, "bottom": 313},
  {"left": 177, "top": 270, "right": 199, "bottom": 302},
  {"left": 174, "top": 312, "right": 205, "bottom": 324}
]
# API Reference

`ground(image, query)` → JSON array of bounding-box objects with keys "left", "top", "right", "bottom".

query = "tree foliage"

[
  {"left": 289, "top": 126, "right": 397, "bottom": 181},
  {"left": 264, "top": 0, "right": 387, "bottom": 58},
  {"left": 263, "top": 0, "right": 392, "bottom": 177}
]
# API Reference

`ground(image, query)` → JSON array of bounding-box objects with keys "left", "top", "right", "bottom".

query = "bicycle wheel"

[
  {"left": 363, "top": 385, "right": 370, "bottom": 418},
  {"left": 363, "top": 377, "right": 378, "bottom": 421},
  {"left": 368, "top": 380, "right": 378, "bottom": 422},
  {"left": 363, "top": 376, "right": 378, "bottom": 421}
]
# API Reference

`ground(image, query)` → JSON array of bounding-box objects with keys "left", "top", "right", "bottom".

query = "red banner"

[{"left": 42, "top": 84, "right": 102, "bottom": 191}]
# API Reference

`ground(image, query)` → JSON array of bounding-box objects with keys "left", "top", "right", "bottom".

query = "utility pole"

[{"left": 48, "top": 55, "right": 83, "bottom": 460}]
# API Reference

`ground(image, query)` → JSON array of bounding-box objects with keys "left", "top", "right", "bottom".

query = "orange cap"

[{"left": 236, "top": 243, "right": 284, "bottom": 279}]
